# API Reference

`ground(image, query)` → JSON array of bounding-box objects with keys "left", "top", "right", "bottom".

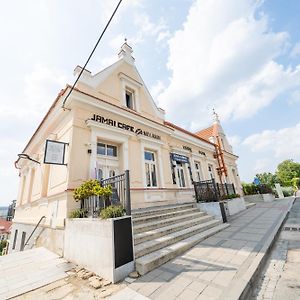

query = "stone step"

[
  {"left": 246, "top": 202, "right": 256, "bottom": 209},
  {"left": 134, "top": 215, "right": 214, "bottom": 245},
  {"left": 134, "top": 219, "right": 222, "bottom": 259},
  {"left": 133, "top": 211, "right": 206, "bottom": 234},
  {"left": 135, "top": 223, "right": 230, "bottom": 275},
  {"left": 132, "top": 203, "right": 195, "bottom": 218},
  {"left": 132, "top": 207, "right": 200, "bottom": 225}
]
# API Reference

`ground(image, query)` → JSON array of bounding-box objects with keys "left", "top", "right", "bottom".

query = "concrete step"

[
  {"left": 135, "top": 223, "right": 230, "bottom": 275},
  {"left": 133, "top": 211, "right": 206, "bottom": 234},
  {"left": 134, "top": 215, "right": 214, "bottom": 245},
  {"left": 246, "top": 202, "right": 256, "bottom": 209},
  {"left": 132, "top": 203, "right": 195, "bottom": 218},
  {"left": 134, "top": 219, "right": 222, "bottom": 259},
  {"left": 132, "top": 207, "right": 200, "bottom": 225}
]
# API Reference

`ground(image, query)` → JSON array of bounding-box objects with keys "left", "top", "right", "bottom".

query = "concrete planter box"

[
  {"left": 197, "top": 197, "right": 246, "bottom": 220},
  {"left": 64, "top": 216, "right": 134, "bottom": 283},
  {"left": 244, "top": 193, "right": 275, "bottom": 203},
  {"left": 197, "top": 202, "right": 223, "bottom": 220},
  {"left": 223, "top": 197, "right": 246, "bottom": 216}
]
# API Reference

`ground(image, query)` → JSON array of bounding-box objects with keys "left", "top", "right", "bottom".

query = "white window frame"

[
  {"left": 125, "top": 88, "right": 135, "bottom": 110},
  {"left": 194, "top": 161, "right": 203, "bottom": 182},
  {"left": 119, "top": 73, "right": 141, "bottom": 112},
  {"left": 96, "top": 142, "right": 118, "bottom": 158},
  {"left": 208, "top": 163, "right": 215, "bottom": 179},
  {"left": 144, "top": 150, "right": 158, "bottom": 187}
]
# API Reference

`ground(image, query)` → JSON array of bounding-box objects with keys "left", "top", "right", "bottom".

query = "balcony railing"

[
  {"left": 81, "top": 170, "right": 131, "bottom": 217},
  {"left": 193, "top": 179, "right": 236, "bottom": 202}
]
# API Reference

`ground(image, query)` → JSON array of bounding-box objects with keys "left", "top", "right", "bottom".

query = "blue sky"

[{"left": 0, "top": 0, "right": 300, "bottom": 205}]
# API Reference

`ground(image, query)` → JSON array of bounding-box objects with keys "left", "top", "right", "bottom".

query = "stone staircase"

[{"left": 132, "top": 203, "right": 229, "bottom": 275}]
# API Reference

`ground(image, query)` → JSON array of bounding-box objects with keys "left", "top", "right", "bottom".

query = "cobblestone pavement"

[
  {"left": 251, "top": 197, "right": 300, "bottom": 300},
  {"left": 110, "top": 198, "right": 294, "bottom": 300}
]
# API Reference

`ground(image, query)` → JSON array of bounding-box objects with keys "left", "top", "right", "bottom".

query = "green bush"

[
  {"left": 221, "top": 193, "right": 240, "bottom": 200},
  {"left": 281, "top": 186, "right": 294, "bottom": 197},
  {"left": 73, "top": 180, "right": 112, "bottom": 201},
  {"left": 100, "top": 206, "right": 125, "bottom": 219},
  {"left": 69, "top": 209, "right": 87, "bottom": 218},
  {"left": 242, "top": 183, "right": 257, "bottom": 195},
  {"left": 291, "top": 177, "right": 300, "bottom": 192},
  {"left": 0, "top": 240, "right": 7, "bottom": 255}
]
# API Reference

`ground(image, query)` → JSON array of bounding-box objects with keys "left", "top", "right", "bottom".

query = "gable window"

[
  {"left": 125, "top": 89, "right": 134, "bottom": 109},
  {"left": 97, "top": 143, "right": 117, "bottom": 157},
  {"left": 144, "top": 151, "right": 157, "bottom": 187}
]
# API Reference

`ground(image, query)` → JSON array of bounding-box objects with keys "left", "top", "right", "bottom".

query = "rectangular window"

[
  {"left": 144, "top": 151, "right": 157, "bottom": 187},
  {"left": 107, "top": 145, "right": 117, "bottom": 157},
  {"left": 208, "top": 164, "right": 215, "bottom": 179},
  {"left": 125, "top": 90, "right": 134, "bottom": 109},
  {"left": 177, "top": 162, "right": 186, "bottom": 187},
  {"left": 195, "top": 161, "right": 202, "bottom": 182},
  {"left": 97, "top": 143, "right": 106, "bottom": 155},
  {"left": 97, "top": 143, "right": 117, "bottom": 157}
]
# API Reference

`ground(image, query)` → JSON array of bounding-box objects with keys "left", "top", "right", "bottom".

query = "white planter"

[
  {"left": 64, "top": 216, "right": 134, "bottom": 283},
  {"left": 223, "top": 197, "right": 246, "bottom": 216},
  {"left": 244, "top": 193, "right": 275, "bottom": 203},
  {"left": 262, "top": 193, "right": 275, "bottom": 202},
  {"left": 197, "top": 202, "right": 223, "bottom": 220}
]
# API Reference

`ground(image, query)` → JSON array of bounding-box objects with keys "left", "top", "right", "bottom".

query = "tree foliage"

[
  {"left": 275, "top": 159, "right": 300, "bottom": 186},
  {"left": 255, "top": 172, "right": 278, "bottom": 188}
]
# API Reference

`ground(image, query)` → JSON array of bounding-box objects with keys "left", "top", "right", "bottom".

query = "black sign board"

[
  {"left": 171, "top": 153, "right": 189, "bottom": 163},
  {"left": 44, "top": 140, "right": 68, "bottom": 165},
  {"left": 113, "top": 217, "right": 134, "bottom": 268}
]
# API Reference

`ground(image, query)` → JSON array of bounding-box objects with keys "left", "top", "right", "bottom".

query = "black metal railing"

[
  {"left": 23, "top": 215, "right": 46, "bottom": 251},
  {"left": 81, "top": 170, "right": 131, "bottom": 217},
  {"left": 193, "top": 179, "right": 236, "bottom": 202}
]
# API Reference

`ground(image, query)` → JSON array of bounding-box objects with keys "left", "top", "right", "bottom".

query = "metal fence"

[
  {"left": 81, "top": 170, "right": 131, "bottom": 217},
  {"left": 194, "top": 179, "right": 236, "bottom": 202}
]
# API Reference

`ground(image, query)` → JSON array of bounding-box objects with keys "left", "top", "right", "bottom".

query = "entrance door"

[
  {"left": 96, "top": 142, "right": 119, "bottom": 180},
  {"left": 176, "top": 162, "right": 186, "bottom": 187}
]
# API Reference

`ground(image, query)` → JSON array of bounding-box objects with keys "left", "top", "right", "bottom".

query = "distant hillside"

[{"left": 0, "top": 207, "right": 8, "bottom": 218}]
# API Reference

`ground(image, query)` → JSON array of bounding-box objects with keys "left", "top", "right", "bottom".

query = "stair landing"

[{"left": 0, "top": 247, "right": 74, "bottom": 299}]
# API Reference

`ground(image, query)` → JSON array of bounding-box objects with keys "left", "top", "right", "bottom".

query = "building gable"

[{"left": 73, "top": 42, "right": 165, "bottom": 124}]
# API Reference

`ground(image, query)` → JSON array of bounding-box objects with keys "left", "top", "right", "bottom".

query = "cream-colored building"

[{"left": 10, "top": 42, "right": 242, "bottom": 254}]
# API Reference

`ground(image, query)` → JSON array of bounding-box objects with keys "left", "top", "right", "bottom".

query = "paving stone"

[
  {"left": 111, "top": 199, "right": 293, "bottom": 300},
  {"left": 178, "top": 287, "right": 199, "bottom": 300}
]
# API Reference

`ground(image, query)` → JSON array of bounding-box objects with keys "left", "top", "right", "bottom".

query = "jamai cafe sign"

[{"left": 91, "top": 114, "right": 161, "bottom": 140}]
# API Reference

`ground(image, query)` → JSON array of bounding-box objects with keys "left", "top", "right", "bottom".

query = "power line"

[{"left": 62, "top": 0, "right": 123, "bottom": 109}]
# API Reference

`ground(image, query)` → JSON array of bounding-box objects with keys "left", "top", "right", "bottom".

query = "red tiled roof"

[
  {"left": 195, "top": 124, "right": 219, "bottom": 141},
  {"left": 0, "top": 219, "right": 12, "bottom": 234}
]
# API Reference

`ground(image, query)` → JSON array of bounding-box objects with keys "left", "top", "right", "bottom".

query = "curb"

[{"left": 225, "top": 197, "right": 295, "bottom": 300}]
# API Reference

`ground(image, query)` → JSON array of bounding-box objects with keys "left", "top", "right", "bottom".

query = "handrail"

[{"left": 23, "top": 215, "right": 46, "bottom": 250}]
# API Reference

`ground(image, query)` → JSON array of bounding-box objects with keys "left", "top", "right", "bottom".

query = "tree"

[
  {"left": 255, "top": 172, "right": 278, "bottom": 187},
  {"left": 276, "top": 159, "right": 300, "bottom": 186}
]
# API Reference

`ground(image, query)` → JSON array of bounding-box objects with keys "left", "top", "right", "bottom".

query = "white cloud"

[
  {"left": 243, "top": 123, "right": 300, "bottom": 160},
  {"left": 157, "top": 0, "right": 300, "bottom": 130},
  {"left": 228, "top": 135, "right": 241, "bottom": 148},
  {"left": 132, "top": 13, "right": 169, "bottom": 44},
  {"left": 253, "top": 158, "right": 272, "bottom": 173},
  {"left": 290, "top": 42, "right": 300, "bottom": 57},
  {"left": 288, "top": 89, "right": 300, "bottom": 105},
  {"left": 0, "top": 64, "right": 68, "bottom": 120},
  {"left": 150, "top": 80, "right": 166, "bottom": 100}
]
